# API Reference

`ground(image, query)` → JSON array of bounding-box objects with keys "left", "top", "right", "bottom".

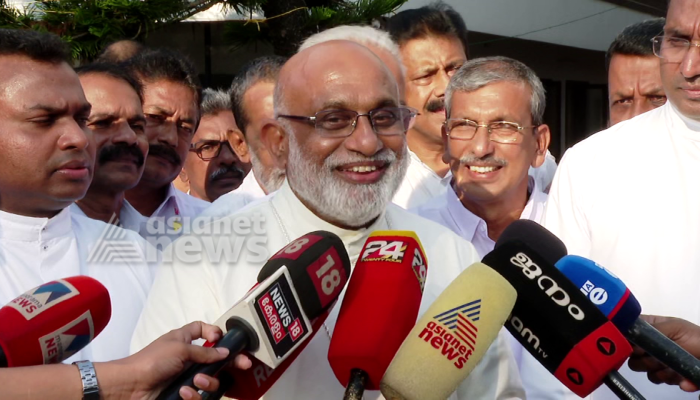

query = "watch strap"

[{"left": 73, "top": 360, "right": 100, "bottom": 400}]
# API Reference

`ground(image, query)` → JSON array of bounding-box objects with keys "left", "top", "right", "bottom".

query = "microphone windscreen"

[
  {"left": 328, "top": 231, "right": 428, "bottom": 390},
  {"left": 380, "top": 263, "right": 516, "bottom": 400},
  {"left": 556, "top": 255, "right": 641, "bottom": 333},
  {"left": 495, "top": 220, "right": 567, "bottom": 265},
  {"left": 258, "top": 230, "right": 351, "bottom": 317},
  {"left": 0, "top": 276, "right": 111, "bottom": 367}
]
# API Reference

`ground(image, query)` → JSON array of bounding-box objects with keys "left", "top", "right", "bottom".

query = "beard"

[
  {"left": 249, "top": 148, "right": 286, "bottom": 194},
  {"left": 287, "top": 133, "right": 409, "bottom": 228}
]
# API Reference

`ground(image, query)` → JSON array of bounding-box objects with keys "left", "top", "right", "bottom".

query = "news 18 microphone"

[
  {"left": 0, "top": 276, "right": 111, "bottom": 368},
  {"left": 327, "top": 231, "right": 428, "bottom": 400},
  {"left": 485, "top": 221, "right": 642, "bottom": 399},
  {"left": 380, "top": 262, "right": 516, "bottom": 400},
  {"left": 557, "top": 254, "right": 700, "bottom": 388},
  {"left": 158, "top": 231, "right": 351, "bottom": 400}
]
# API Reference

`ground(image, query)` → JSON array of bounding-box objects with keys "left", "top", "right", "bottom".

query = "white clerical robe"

[
  {"left": 0, "top": 208, "right": 153, "bottom": 363},
  {"left": 200, "top": 171, "right": 267, "bottom": 220},
  {"left": 544, "top": 102, "right": 700, "bottom": 400},
  {"left": 132, "top": 180, "right": 525, "bottom": 399},
  {"left": 415, "top": 178, "right": 579, "bottom": 399}
]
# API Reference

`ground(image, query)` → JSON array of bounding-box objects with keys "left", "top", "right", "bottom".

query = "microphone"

[
  {"left": 556, "top": 254, "right": 700, "bottom": 388},
  {"left": 380, "top": 263, "right": 516, "bottom": 400},
  {"left": 328, "top": 231, "right": 429, "bottom": 399},
  {"left": 486, "top": 221, "right": 643, "bottom": 399},
  {"left": 157, "top": 231, "right": 351, "bottom": 400},
  {"left": 0, "top": 276, "right": 111, "bottom": 367}
]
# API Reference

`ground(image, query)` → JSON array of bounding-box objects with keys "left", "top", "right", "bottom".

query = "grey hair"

[
  {"left": 200, "top": 88, "right": 232, "bottom": 117},
  {"left": 299, "top": 25, "right": 405, "bottom": 74},
  {"left": 445, "top": 56, "right": 546, "bottom": 125}
]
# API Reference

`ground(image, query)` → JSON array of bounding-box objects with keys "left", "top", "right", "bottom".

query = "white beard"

[
  {"left": 287, "top": 134, "right": 409, "bottom": 228},
  {"left": 249, "top": 147, "right": 285, "bottom": 193}
]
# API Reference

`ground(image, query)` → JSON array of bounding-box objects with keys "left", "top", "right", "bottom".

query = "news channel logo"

[{"left": 87, "top": 213, "right": 270, "bottom": 265}]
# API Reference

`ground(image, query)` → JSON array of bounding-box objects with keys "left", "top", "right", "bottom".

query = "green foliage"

[{"left": 1, "top": 0, "right": 407, "bottom": 60}]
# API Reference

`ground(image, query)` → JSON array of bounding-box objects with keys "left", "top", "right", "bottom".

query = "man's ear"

[
  {"left": 178, "top": 168, "right": 189, "bottom": 183},
  {"left": 260, "top": 119, "right": 288, "bottom": 169},
  {"left": 531, "top": 124, "right": 551, "bottom": 168},
  {"left": 228, "top": 129, "right": 251, "bottom": 164}
]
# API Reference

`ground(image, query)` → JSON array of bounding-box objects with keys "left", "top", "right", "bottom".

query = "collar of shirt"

[
  {"left": 237, "top": 171, "right": 267, "bottom": 198},
  {"left": 667, "top": 101, "right": 700, "bottom": 142},
  {"left": 270, "top": 179, "right": 389, "bottom": 262},
  {"left": 0, "top": 207, "right": 72, "bottom": 242},
  {"left": 443, "top": 176, "right": 546, "bottom": 254},
  {"left": 409, "top": 149, "right": 453, "bottom": 185}
]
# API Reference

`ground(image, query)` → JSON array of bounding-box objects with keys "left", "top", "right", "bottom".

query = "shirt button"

[{"left": 42, "top": 245, "right": 48, "bottom": 250}]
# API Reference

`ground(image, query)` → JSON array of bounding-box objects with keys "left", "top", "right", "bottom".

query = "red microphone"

[
  {"left": 0, "top": 276, "right": 112, "bottom": 367},
  {"left": 328, "top": 230, "right": 428, "bottom": 399}
]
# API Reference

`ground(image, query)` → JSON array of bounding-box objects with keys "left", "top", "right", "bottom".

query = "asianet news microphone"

[
  {"left": 328, "top": 231, "right": 428, "bottom": 400},
  {"left": 158, "top": 230, "right": 351, "bottom": 400},
  {"left": 0, "top": 276, "right": 111, "bottom": 367},
  {"left": 485, "top": 220, "right": 644, "bottom": 400},
  {"left": 380, "top": 262, "right": 516, "bottom": 400}
]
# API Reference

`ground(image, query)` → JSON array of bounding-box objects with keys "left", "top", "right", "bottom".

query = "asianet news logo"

[{"left": 418, "top": 299, "right": 481, "bottom": 369}]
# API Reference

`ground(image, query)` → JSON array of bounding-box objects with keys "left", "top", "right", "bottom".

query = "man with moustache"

[
  {"left": 132, "top": 41, "right": 524, "bottom": 399},
  {"left": 70, "top": 63, "right": 148, "bottom": 231},
  {"left": 544, "top": 0, "right": 700, "bottom": 398},
  {"left": 607, "top": 18, "right": 667, "bottom": 126},
  {"left": 124, "top": 49, "right": 209, "bottom": 242},
  {"left": 176, "top": 88, "right": 250, "bottom": 202},
  {"left": 0, "top": 28, "right": 153, "bottom": 362},
  {"left": 387, "top": 3, "right": 557, "bottom": 207},
  {"left": 200, "top": 56, "right": 286, "bottom": 219}
]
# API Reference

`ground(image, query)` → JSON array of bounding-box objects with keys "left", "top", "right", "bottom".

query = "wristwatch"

[{"left": 73, "top": 360, "right": 100, "bottom": 400}]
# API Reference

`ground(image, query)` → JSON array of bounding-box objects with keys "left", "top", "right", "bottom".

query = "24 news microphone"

[
  {"left": 157, "top": 231, "right": 351, "bottom": 400},
  {"left": 0, "top": 276, "right": 111, "bottom": 367},
  {"left": 557, "top": 254, "right": 700, "bottom": 388},
  {"left": 485, "top": 220, "right": 643, "bottom": 399},
  {"left": 380, "top": 262, "right": 517, "bottom": 400},
  {"left": 327, "top": 231, "right": 428, "bottom": 400}
]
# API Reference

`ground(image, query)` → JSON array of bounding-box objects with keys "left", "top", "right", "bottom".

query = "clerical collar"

[
  {"left": 0, "top": 207, "right": 72, "bottom": 242},
  {"left": 668, "top": 101, "right": 700, "bottom": 142}
]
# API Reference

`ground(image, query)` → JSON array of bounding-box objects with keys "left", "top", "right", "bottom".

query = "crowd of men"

[{"left": 2, "top": 0, "right": 700, "bottom": 399}]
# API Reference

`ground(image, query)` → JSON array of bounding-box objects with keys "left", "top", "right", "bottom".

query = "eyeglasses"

[
  {"left": 443, "top": 119, "right": 535, "bottom": 144},
  {"left": 189, "top": 140, "right": 235, "bottom": 161},
  {"left": 276, "top": 106, "right": 418, "bottom": 138},
  {"left": 652, "top": 35, "right": 700, "bottom": 62}
]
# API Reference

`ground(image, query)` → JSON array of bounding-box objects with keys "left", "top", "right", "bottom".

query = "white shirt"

[
  {"left": 132, "top": 180, "right": 525, "bottom": 400},
  {"left": 200, "top": 171, "right": 267, "bottom": 220},
  {"left": 126, "top": 183, "right": 209, "bottom": 244},
  {"left": 70, "top": 202, "right": 141, "bottom": 233},
  {"left": 414, "top": 178, "right": 575, "bottom": 399},
  {"left": 0, "top": 208, "right": 153, "bottom": 363},
  {"left": 544, "top": 102, "right": 700, "bottom": 400},
  {"left": 393, "top": 150, "right": 557, "bottom": 209}
]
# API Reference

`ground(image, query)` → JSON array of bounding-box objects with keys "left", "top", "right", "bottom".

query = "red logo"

[
  {"left": 307, "top": 247, "right": 347, "bottom": 309},
  {"left": 274, "top": 234, "right": 323, "bottom": 261},
  {"left": 258, "top": 290, "right": 286, "bottom": 344}
]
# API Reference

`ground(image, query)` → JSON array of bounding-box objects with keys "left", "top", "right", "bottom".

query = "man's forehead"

[{"left": 666, "top": 0, "right": 700, "bottom": 34}]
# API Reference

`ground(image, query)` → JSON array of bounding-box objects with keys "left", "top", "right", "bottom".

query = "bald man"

[{"left": 132, "top": 41, "right": 524, "bottom": 399}]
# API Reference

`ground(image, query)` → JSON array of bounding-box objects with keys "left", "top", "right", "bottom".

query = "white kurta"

[
  {"left": 414, "top": 178, "right": 578, "bottom": 399},
  {"left": 393, "top": 150, "right": 557, "bottom": 209},
  {"left": 200, "top": 171, "right": 267, "bottom": 220},
  {"left": 70, "top": 202, "right": 142, "bottom": 233},
  {"left": 544, "top": 102, "right": 700, "bottom": 400},
  {"left": 132, "top": 180, "right": 525, "bottom": 399},
  {"left": 0, "top": 208, "right": 153, "bottom": 363}
]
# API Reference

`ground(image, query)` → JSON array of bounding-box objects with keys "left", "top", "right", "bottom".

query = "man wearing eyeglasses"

[
  {"left": 177, "top": 88, "right": 251, "bottom": 202},
  {"left": 133, "top": 40, "right": 524, "bottom": 399},
  {"left": 414, "top": 56, "right": 563, "bottom": 399},
  {"left": 544, "top": 1, "right": 700, "bottom": 398}
]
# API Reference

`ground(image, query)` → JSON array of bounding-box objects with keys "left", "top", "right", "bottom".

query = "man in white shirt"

[
  {"left": 201, "top": 56, "right": 287, "bottom": 219},
  {"left": 123, "top": 49, "right": 210, "bottom": 244},
  {"left": 544, "top": 1, "right": 700, "bottom": 398},
  {"left": 0, "top": 28, "right": 153, "bottom": 362},
  {"left": 133, "top": 41, "right": 524, "bottom": 399},
  {"left": 414, "top": 56, "right": 575, "bottom": 399},
  {"left": 177, "top": 88, "right": 250, "bottom": 202},
  {"left": 69, "top": 63, "right": 148, "bottom": 232}
]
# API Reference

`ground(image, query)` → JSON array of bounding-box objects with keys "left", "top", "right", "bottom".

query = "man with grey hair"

[
  {"left": 415, "top": 56, "right": 567, "bottom": 398},
  {"left": 133, "top": 41, "right": 524, "bottom": 399},
  {"left": 176, "top": 88, "right": 250, "bottom": 202},
  {"left": 200, "top": 56, "right": 286, "bottom": 219}
]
